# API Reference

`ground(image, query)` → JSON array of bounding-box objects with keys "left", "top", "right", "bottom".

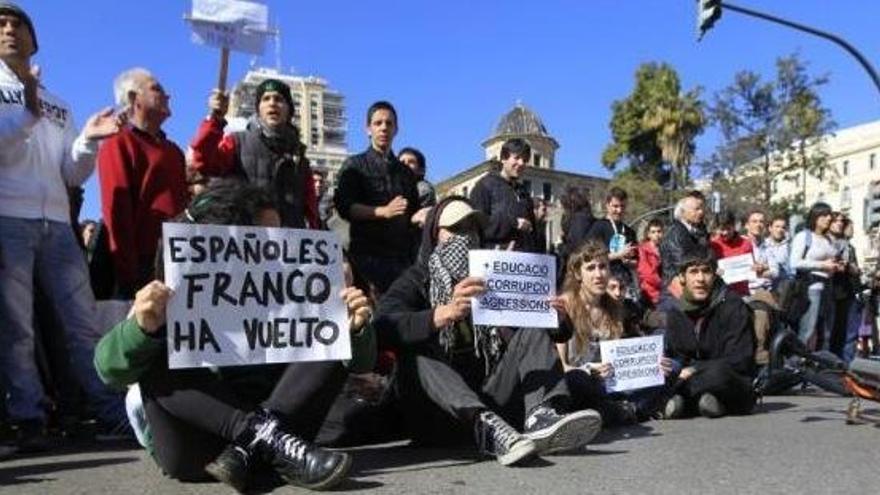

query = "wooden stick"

[{"left": 218, "top": 47, "right": 230, "bottom": 92}]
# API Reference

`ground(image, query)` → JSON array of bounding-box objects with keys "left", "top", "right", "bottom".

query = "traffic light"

[
  {"left": 865, "top": 180, "right": 880, "bottom": 231},
  {"left": 697, "top": 0, "right": 723, "bottom": 40}
]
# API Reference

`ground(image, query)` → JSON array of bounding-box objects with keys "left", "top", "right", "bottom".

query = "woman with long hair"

[
  {"left": 790, "top": 202, "right": 845, "bottom": 350},
  {"left": 555, "top": 241, "right": 668, "bottom": 424}
]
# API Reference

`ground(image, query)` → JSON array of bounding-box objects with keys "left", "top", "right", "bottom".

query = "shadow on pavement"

[
  {"left": 0, "top": 456, "right": 139, "bottom": 486},
  {"left": 349, "top": 443, "right": 481, "bottom": 476},
  {"left": 755, "top": 401, "right": 798, "bottom": 413},
  {"left": 590, "top": 423, "right": 658, "bottom": 445}
]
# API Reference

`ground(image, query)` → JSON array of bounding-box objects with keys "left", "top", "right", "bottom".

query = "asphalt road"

[{"left": 1, "top": 393, "right": 878, "bottom": 494}]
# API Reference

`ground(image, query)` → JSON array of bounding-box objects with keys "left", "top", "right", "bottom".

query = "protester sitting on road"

[
  {"left": 555, "top": 241, "right": 670, "bottom": 425},
  {"left": 662, "top": 248, "right": 756, "bottom": 419},
  {"left": 637, "top": 218, "right": 663, "bottom": 308},
  {"left": 789, "top": 202, "right": 844, "bottom": 351},
  {"left": 0, "top": 1, "right": 128, "bottom": 452},
  {"left": 94, "top": 183, "right": 376, "bottom": 492},
  {"left": 190, "top": 78, "right": 318, "bottom": 229},
  {"left": 374, "top": 197, "right": 601, "bottom": 466}
]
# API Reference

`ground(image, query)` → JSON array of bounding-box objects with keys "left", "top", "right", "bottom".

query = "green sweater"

[{"left": 94, "top": 317, "right": 378, "bottom": 390}]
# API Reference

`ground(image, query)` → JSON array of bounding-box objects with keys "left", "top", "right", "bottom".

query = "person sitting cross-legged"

[
  {"left": 662, "top": 248, "right": 757, "bottom": 419},
  {"left": 94, "top": 183, "right": 376, "bottom": 492},
  {"left": 374, "top": 196, "right": 601, "bottom": 466}
]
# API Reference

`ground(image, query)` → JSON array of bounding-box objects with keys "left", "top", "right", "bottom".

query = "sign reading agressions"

[
  {"left": 189, "top": 0, "right": 270, "bottom": 55},
  {"left": 162, "top": 223, "right": 350, "bottom": 369},
  {"left": 599, "top": 335, "right": 665, "bottom": 393},
  {"left": 468, "top": 250, "right": 557, "bottom": 329}
]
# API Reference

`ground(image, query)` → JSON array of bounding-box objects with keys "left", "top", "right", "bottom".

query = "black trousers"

[
  {"left": 397, "top": 328, "right": 569, "bottom": 445},
  {"left": 679, "top": 360, "right": 754, "bottom": 415},
  {"left": 140, "top": 360, "right": 347, "bottom": 481}
]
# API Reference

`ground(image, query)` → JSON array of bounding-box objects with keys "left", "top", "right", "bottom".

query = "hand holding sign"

[
  {"left": 134, "top": 281, "right": 173, "bottom": 335},
  {"left": 433, "top": 277, "right": 485, "bottom": 329},
  {"left": 208, "top": 89, "right": 230, "bottom": 119},
  {"left": 468, "top": 250, "right": 557, "bottom": 328},
  {"left": 341, "top": 287, "right": 372, "bottom": 334}
]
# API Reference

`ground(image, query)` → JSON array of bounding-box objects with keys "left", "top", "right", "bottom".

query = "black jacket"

[
  {"left": 469, "top": 170, "right": 538, "bottom": 252},
  {"left": 659, "top": 220, "right": 709, "bottom": 285},
  {"left": 376, "top": 197, "right": 571, "bottom": 351},
  {"left": 233, "top": 125, "right": 310, "bottom": 228},
  {"left": 562, "top": 210, "right": 594, "bottom": 256},
  {"left": 335, "top": 147, "right": 419, "bottom": 258},
  {"left": 664, "top": 283, "right": 756, "bottom": 384}
]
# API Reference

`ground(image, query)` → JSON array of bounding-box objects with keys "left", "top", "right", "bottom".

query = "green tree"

[
  {"left": 602, "top": 62, "right": 706, "bottom": 189},
  {"left": 707, "top": 53, "right": 835, "bottom": 209}
]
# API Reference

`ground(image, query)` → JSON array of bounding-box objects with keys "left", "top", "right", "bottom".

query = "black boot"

[
  {"left": 205, "top": 444, "right": 251, "bottom": 493},
  {"left": 250, "top": 410, "right": 351, "bottom": 490}
]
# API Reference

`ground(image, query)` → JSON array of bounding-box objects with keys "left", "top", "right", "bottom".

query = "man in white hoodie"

[{"left": 0, "top": 2, "right": 125, "bottom": 451}]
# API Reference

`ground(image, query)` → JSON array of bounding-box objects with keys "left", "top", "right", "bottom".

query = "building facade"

[
  {"left": 766, "top": 120, "right": 880, "bottom": 267},
  {"left": 437, "top": 103, "right": 608, "bottom": 250},
  {"left": 226, "top": 67, "right": 349, "bottom": 186}
]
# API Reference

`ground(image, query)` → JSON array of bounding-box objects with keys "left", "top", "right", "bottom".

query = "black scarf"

[{"left": 428, "top": 234, "right": 505, "bottom": 375}]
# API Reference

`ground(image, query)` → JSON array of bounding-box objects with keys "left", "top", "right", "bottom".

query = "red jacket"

[
  {"left": 97, "top": 126, "right": 188, "bottom": 292},
  {"left": 710, "top": 233, "right": 754, "bottom": 296},
  {"left": 637, "top": 241, "right": 662, "bottom": 306},
  {"left": 189, "top": 117, "right": 318, "bottom": 229}
]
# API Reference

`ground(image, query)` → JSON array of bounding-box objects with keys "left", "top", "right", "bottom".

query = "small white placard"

[
  {"left": 162, "top": 223, "right": 350, "bottom": 369},
  {"left": 189, "top": 0, "right": 270, "bottom": 55},
  {"left": 717, "top": 253, "right": 757, "bottom": 285},
  {"left": 599, "top": 335, "right": 665, "bottom": 393},
  {"left": 468, "top": 250, "right": 557, "bottom": 329}
]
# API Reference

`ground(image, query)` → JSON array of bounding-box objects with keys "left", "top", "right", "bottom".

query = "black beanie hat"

[
  {"left": 255, "top": 78, "right": 294, "bottom": 115},
  {"left": 0, "top": 2, "right": 38, "bottom": 55}
]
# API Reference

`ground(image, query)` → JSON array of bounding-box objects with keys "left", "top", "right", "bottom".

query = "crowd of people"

[{"left": 2, "top": 2, "right": 880, "bottom": 491}]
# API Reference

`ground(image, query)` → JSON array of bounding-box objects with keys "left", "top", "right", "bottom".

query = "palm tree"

[{"left": 642, "top": 90, "right": 705, "bottom": 190}]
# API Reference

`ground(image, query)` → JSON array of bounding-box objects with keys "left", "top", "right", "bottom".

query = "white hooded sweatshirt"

[{"left": 0, "top": 59, "right": 97, "bottom": 223}]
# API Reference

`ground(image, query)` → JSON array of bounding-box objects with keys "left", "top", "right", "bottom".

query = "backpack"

[{"left": 774, "top": 231, "right": 813, "bottom": 328}]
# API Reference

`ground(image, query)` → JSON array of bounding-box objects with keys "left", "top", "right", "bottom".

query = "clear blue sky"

[{"left": 15, "top": 0, "right": 880, "bottom": 221}]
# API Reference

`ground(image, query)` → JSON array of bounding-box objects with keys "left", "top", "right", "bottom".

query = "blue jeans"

[
  {"left": 798, "top": 286, "right": 835, "bottom": 352},
  {"left": 0, "top": 217, "right": 124, "bottom": 425}
]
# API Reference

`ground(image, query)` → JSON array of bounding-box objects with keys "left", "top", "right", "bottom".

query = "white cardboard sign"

[
  {"left": 468, "top": 250, "right": 557, "bottom": 328},
  {"left": 717, "top": 253, "right": 757, "bottom": 285},
  {"left": 189, "top": 0, "right": 270, "bottom": 55},
  {"left": 162, "top": 223, "right": 351, "bottom": 369},
  {"left": 599, "top": 335, "right": 665, "bottom": 393}
]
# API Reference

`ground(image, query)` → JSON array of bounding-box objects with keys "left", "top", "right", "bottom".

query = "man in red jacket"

[
  {"left": 637, "top": 218, "right": 664, "bottom": 307},
  {"left": 709, "top": 210, "right": 763, "bottom": 297},
  {"left": 189, "top": 79, "right": 318, "bottom": 229},
  {"left": 97, "top": 68, "right": 187, "bottom": 298}
]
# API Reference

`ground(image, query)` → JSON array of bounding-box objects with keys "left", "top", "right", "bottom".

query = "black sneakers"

[
  {"left": 523, "top": 406, "right": 601, "bottom": 455},
  {"left": 474, "top": 410, "right": 537, "bottom": 466},
  {"left": 205, "top": 444, "right": 251, "bottom": 493},
  {"left": 206, "top": 410, "right": 351, "bottom": 492}
]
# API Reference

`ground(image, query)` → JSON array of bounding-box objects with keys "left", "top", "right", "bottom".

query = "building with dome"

[{"left": 436, "top": 102, "right": 608, "bottom": 250}]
